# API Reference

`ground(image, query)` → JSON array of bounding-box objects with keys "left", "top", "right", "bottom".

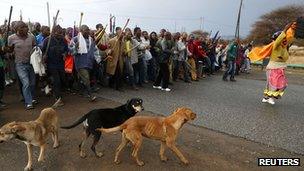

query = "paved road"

[{"left": 98, "top": 74, "right": 304, "bottom": 155}]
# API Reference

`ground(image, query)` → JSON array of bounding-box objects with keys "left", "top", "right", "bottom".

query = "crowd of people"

[{"left": 0, "top": 20, "right": 253, "bottom": 110}]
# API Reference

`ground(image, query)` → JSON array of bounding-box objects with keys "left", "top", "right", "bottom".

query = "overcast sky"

[{"left": 0, "top": 0, "right": 303, "bottom": 37}]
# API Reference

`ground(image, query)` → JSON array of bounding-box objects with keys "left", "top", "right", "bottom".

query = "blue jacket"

[{"left": 69, "top": 36, "right": 98, "bottom": 70}]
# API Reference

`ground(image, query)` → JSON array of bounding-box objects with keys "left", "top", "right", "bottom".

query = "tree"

[{"left": 247, "top": 5, "right": 304, "bottom": 45}]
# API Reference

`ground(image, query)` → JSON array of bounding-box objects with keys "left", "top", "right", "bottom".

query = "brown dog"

[
  {"left": 97, "top": 107, "right": 196, "bottom": 166},
  {"left": 0, "top": 108, "right": 59, "bottom": 171}
]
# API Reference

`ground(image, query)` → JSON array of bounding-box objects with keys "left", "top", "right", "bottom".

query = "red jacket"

[
  {"left": 193, "top": 40, "right": 207, "bottom": 59},
  {"left": 187, "top": 40, "right": 197, "bottom": 59}
]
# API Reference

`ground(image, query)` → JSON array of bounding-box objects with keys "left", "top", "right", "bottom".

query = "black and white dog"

[{"left": 61, "top": 98, "right": 144, "bottom": 158}]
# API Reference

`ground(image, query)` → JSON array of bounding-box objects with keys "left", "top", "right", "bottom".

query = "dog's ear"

[
  {"left": 11, "top": 124, "right": 26, "bottom": 133},
  {"left": 173, "top": 107, "right": 184, "bottom": 114}
]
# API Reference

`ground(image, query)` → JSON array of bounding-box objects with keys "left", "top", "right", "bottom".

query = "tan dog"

[
  {"left": 0, "top": 108, "right": 59, "bottom": 171},
  {"left": 97, "top": 107, "right": 196, "bottom": 166}
]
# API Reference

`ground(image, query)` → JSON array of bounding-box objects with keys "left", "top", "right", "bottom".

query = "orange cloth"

[
  {"left": 65, "top": 54, "right": 74, "bottom": 73},
  {"left": 248, "top": 42, "right": 273, "bottom": 62}
]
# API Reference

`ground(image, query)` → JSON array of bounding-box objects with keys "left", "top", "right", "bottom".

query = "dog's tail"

[
  {"left": 96, "top": 125, "right": 124, "bottom": 133},
  {"left": 60, "top": 114, "right": 88, "bottom": 129}
]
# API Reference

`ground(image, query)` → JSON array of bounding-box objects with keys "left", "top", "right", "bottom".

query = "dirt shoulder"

[{"left": 0, "top": 90, "right": 303, "bottom": 171}]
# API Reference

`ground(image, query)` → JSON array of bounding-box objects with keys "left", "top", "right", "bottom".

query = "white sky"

[{"left": 0, "top": 0, "right": 303, "bottom": 37}]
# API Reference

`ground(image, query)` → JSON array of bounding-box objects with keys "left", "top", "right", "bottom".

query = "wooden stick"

[
  {"left": 47, "top": 2, "right": 51, "bottom": 28},
  {"left": 44, "top": 10, "right": 60, "bottom": 57},
  {"left": 113, "top": 18, "right": 129, "bottom": 46},
  {"left": 5, "top": 6, "right": 13, "bottom": 46},
  {"left": 79, "top": 12, "right": 84, "bottom": 28}
]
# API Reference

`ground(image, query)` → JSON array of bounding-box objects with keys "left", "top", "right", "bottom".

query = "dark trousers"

[
  {"left": 48, "top": 69, "right": 66, "bottom": 99},
  {"left": 173, "top": 60, "right": 190, "bottom": 81},
  {"left": 154, "top": 63, "right": 169, "bottom": 88},
  {"left": 134, "top": 58, "right": 145, "bottom": 86},
  {"left": 147, "top": 58, "right": 157, "bottom": 81},
  {"left": 78, "top": 68, "right": 92, "bottom": 96},
  {"left": 109, "top": 65, "right": 123, "bottom": 90},
  {"left": 0, "top": 67, "right": 5, "bottom": 101}
]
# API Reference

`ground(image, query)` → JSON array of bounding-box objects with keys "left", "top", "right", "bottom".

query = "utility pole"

[
  {"left": 235, "top": 0, "right": 243, "bottom": 40},
  {"left": 200, "top": 16, "right": 203, "bottom": 30}
]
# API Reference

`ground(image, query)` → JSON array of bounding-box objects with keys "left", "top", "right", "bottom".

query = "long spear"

[
  {"left": 47, "top": 2, "right": 51, "bottom": 28},
  {"left": 5, "top": 6, "right": 13, "bottom": 46},
  {"left": 43, "top": 10, "right": 60, "bottom": 58},
  {"left": 105, "top": 18, "right": 130, "bottom": 61},
  {"left": 79, "top": 12, "right": 84, "bottom": 28},
  {"left": 234, "top": 0, "right": 243, "bottom": 40}
]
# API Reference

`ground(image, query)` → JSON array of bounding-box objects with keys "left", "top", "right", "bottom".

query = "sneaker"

[
  {"left": 26, "top": 104, "right": 34, "bottom": 110},
  {"left": 52, "top": 98, "right": 64, "bottom": 108},
  {"left": 90, "top": 96, "right": 97, "bottom": 102},
  {"left": 161, "top": 88, "right": 171, "bottom": 92},
  {"left": 92, "top": 86, "right": 100, "bottom": 93},
  {"left": 262, "top": 98, "right": 268, "bottom": 103},
  {"left": 5, "top": 80, "right": 10, "bottom": 86},
  {"left": 45, "top": 85, "right": 52, "bottom": 95},
  {"left": 267, "top": 98, "right": 275, "bottom": 105},
  {"left": 222, "top": 77, "right": 228, "bottom": 81},
  {"left": 32, "top": 99, "right": 38, "bottom": 105},
  {"left": 153, "top": 85, "right": 162, "bottom": 89},
  {"left": 0, "top": 101, "right": 7, "bottom": 108},
  {"left": 230, "top": 78, "right": 236, "bottom": 82}
]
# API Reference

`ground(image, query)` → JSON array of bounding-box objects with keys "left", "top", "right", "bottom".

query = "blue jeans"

[
  {"left": 223, "top": 61, "right": 236, "bottom": 79},
  {"left": 15, "top": 63, "right": 36, "bottom": 105}
]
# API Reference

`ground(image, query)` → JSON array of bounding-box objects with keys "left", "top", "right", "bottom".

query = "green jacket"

[{"left": 227, "top": 43, "right": 238, "bottom": 61}]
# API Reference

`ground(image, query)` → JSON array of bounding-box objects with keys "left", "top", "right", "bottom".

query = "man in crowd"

[
  {"left": 69, "top": 25, "right": 98, "bottom": 101},
  {"left": 106, "top": 27, "right": 125, "bottom": 91},
  {"left": 0, "top": 28, "right": 7, "bottom": 109},
  {"left": 133, "top": 27, "right": 146, "bottom": 87},
  {"left": 222, "top": 40, "right": 238, "bottom": 82},
  {"left": 36, "top": 26, "right": 50, "bottom": 48},
  {"left": 31, "top": 22, "right": 41, "bottom": 36},
  {"left": 42, "top": 25, "right": 68, "bottom": 107},
  {"left": 173, "top": 32, "right": 191, "bottom": 83},
  {"left": 187, "top": 34, "right": 198, "bottom": 81},
  {"left": 153, "top": 31, "right": 174, "bottom": 92},
  {"left": 8, "top": 21, "right": 37, "bottom": 109}
]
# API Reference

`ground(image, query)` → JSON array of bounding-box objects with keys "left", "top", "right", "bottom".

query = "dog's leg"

[
  {"left": 25, "top": 143, "right": 33, "bottom": 171},
  {"left": 114, "top": 132, "right": 128, "bottom": 164},
  {"left": 52, "top": 126, "right": 59, "bottom": 148},
  {"left": 91, "top": 132, "right": 103, "bottom": 158},
  {"left": 159, "top": 141, "right": 168, "bottom": 162},
  {"left": 129, "top": 133, "right": 144, "bottom": 166},
  {"left": 166, "top": 139, "right": 189, "bottom": 165},
  {"left": 79, "top": 128, "right": 90, "bottom": 158},
  {"left": 38, "top": 144, "right": 46, "bottom": 162}
]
